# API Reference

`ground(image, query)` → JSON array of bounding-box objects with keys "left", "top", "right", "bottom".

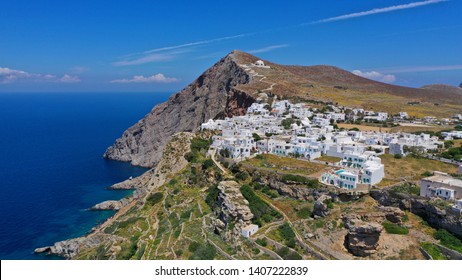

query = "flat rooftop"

[{"left": 422, "top": 175, "right": 462, "bottom": 188}]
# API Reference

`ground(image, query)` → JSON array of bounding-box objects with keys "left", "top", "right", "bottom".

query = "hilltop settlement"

[{"left": 36, "top": 52, "right": 462, "bottom": 260}]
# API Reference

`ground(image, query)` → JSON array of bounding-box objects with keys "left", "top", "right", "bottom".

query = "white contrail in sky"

[
  {"left": 312, "top": 0, "right": 449, "bottom": 24},
  {"left": 115, "top": 0, "right": 449, "bottom": 66}
]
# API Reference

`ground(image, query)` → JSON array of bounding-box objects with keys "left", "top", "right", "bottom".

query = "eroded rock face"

[
  {"left": 104, "top": 52, "right": 254, "bottom": 168},
  {"left": 215, "top": 181, "right": 253, "bottom": 241},
  {"left": 343, "top": 214, "right": 383, "bottom": 257},
  {"left": 370, "top": 189, "right": 462, "bottom": 239},
  {"left": 313, "top": 195, "right": 331, "bottom": 218}
]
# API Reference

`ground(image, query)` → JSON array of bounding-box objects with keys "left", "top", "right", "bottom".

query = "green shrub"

[
  {"left": 184, "top": 151, "right": 199, "bottom": 163},
  {"left": 240, "top": 185, "right": 281, "bottom": 224},
  {"left": 297, "top": 207, "right": 312, "bottom": 219},
  {"left": 235, "top": 171, "right": 249, "bottom": 180},
  {"left": 190, "top": 137, "right": 211, "bottom": 152},
  {"left": 202, "top": 159, "right": 214, "bottom": 169},
  {"left": 286, "top": 238, "right": 296, "bottom": 249},
  {"left": 382, "top": 221, "right": 409, "bottom": 235},
  {"left": 146, "top": 192, "right": 163, "bottom": 206},
  {"left": 390, "top": 183, "right": 420, "bottom": 196},
  {"left": 188, "top": 242, "right": 200, "bottom": 253},
  {"left": 393, "top": 154, "right": 402, "bottom": 159},
  {"left": 205, "top": 185, "right": 219, "bottom": 210}
]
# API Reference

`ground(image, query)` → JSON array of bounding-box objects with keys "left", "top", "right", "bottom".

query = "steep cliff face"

[{"left": 104, "top": 51, "right": 254, "bottom": 167}]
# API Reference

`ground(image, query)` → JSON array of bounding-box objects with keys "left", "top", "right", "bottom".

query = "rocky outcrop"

[
  {"left": 343, "top": 214, "right": 383, "bottom": 257},
  {"left": 370, "top": 189, "right": 462, "bottom": 239},
  {"left": 215, "top": 181, "right": 253, "bottom": 240},
  {"left": 34, "top": 235, "right": 115, "bottom": 259},
  {"left": 104, "top": 51, "right": 254, "bottom": 168},
  {"left": 313, "top": 195, "right": 331, "bottom": 218},
  {"left": 109, "top": 173, "right": 152, "bottom": 190},
  {"left": 378, "top": 206, "right": 405, "bottom": 224},
  {"left": 90, "top": 200, "right": 127, "bottom": 211}
]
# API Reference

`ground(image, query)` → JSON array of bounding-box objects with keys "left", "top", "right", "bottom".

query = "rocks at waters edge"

[
  {"left": 90, "top": 200, "right": 127, "bottom": 211},
  {"left": 34, "top": 235, "right": 116, "bottom": 259}
]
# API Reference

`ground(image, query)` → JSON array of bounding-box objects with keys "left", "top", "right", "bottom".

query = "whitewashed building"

[
  {"left": 241, "top": 224, "right": 259, "bottom": 238},
  {"left": 420, "top": 172, "right": 462, "bottom": 201}
]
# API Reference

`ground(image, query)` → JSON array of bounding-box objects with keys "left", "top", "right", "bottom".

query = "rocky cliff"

[
  {"left": 104, "top": 51, "right": 255, "bottom": 168},
  {"left": 213, "top": 181, "right": 253, "bottom": 242},
  {"left": 370, "top": 189, "right": 462, "bottom": 239}
]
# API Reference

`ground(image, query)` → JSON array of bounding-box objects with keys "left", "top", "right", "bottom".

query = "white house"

[
  {"left": 361, "top": 158, "right": 385, "bottom": 185},
  {"left": 241, "top": 224, "right": 259, "bottom": 238},
  {"left": 321, "top": 169, "right": 358, "bottom": 190},
  {"left": 254, "top": 60, "right": 270, "bottom": 68},
  {"left": 420, "top": 172, "right": 462, "bottom": 201},
  {"left": 398, "top": 112, "right": 409, "bottom": 120}
]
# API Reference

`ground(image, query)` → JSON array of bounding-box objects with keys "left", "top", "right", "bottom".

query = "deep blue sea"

[{"left": 0, "top": 92, "right": 170, "bottom": 259}]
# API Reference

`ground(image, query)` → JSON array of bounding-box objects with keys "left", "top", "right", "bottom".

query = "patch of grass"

[
  {"left": 380, "top": 154, "right": 458, "bottom": 182},
  {"left": 296, "top": 207, "right": 312, "bottom": 219},
  {"left": 421, "top": 242, "right": 447, "bottom": 260},
  {"left": 317, "top": 156, "right": 342, "bottom": 163},
  {"left": 255, "top": 238, "right": 267, "bottom": 247},
  {"left": 382, "top": 221, "right": 409, "bottom": 235},
  {"left": 435, "top": 229, "right": 462, "bottom": 253}
]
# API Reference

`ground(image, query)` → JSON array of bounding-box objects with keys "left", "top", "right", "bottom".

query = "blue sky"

[{"left": 0, "top": 0, "right": 461, "bottom": 92}]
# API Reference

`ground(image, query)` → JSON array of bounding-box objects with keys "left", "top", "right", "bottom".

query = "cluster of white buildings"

[{"left": 201, "top": 99, "right": 458, "bottom": 191}]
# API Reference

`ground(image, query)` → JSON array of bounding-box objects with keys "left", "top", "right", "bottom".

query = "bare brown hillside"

[{"left": 231, "top": 50, "right": 462, "bottom": 117}]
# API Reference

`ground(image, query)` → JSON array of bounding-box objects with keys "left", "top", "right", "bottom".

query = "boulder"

[
  {"left": 343, "top": 214, "right": 383, "bottom": 257},
  {"left": 313, "top": 195, "right": 331, "bottom": 218}
]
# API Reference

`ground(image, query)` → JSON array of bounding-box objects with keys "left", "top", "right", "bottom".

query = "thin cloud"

[
  {"left": 352, "top": 70, "right": 396, "bottom": 83},
  {"left": 0, "top": 67, "right": 80, "bottom": 84},
  {"left": 114, "top": 49, "right": 192, "bottom": 66},
  {"left": 114, "top": 0, "right": 448, "bottom": 66},
  {"left": 110, "top": 73, "right": 179, "bottom": 84},
  {"left": 312, "top": 0, "right": 448, "bottom": 24},
  {"left": 59, "top": 74, "right": 81, "bottom": 83},
  {"left": 378, "top": 64, "right": 462, "bottom": 73},
  {"left": 248, "top": 44, "right": 289, "bottom": 54}
]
